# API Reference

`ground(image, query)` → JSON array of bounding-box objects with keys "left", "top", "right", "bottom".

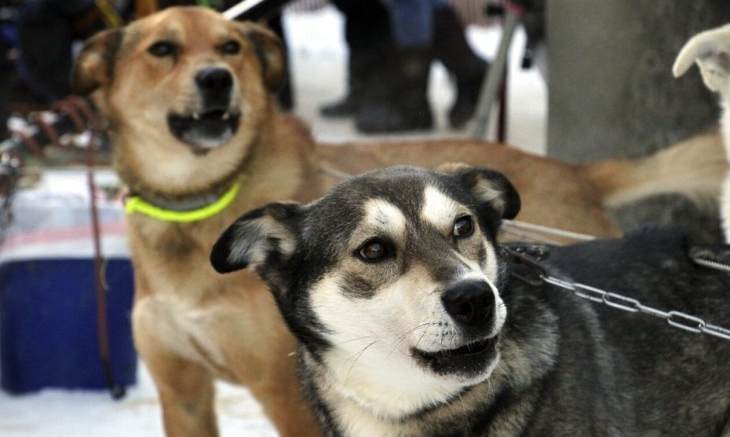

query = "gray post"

[{"left": 547, "top": 0, "right": 730, "bottom": 161}]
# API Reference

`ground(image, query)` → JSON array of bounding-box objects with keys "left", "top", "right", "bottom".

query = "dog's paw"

[{"left": 674, "top": 24, "right": 730, "bottom": 94}]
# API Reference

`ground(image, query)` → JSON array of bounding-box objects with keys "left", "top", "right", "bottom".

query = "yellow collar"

[{"left": 124, "top": 182, "right": 240, "bottom": 223}]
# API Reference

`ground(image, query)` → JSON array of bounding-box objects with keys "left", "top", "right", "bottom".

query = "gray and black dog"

[{"left": 210, "top": 164, "right": 730, "bottom": 436}]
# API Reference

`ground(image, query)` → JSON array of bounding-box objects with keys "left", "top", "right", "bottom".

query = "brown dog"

[
  {"left": 316, "top": 132, "right": 725, "bottom": 239},
  {"left": 72, "top": 6, "right": 726, "bottom": 437}
]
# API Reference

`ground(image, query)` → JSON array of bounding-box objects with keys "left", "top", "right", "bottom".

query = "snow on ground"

[
  {"left": 0, "top": 366, "right": 277, "bottom": 437},
  {"left": 0, "top": 6, "right": 545, "bottom": 436}
]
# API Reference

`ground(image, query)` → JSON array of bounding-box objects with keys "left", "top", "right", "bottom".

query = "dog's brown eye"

[
  {"left": 148, "top": 41, "right": 177, "bottom": 57},
  {"left": 220, "top": 40, "right": 241, "bottom": 55},
  {"left": 453, "top": 216, "right": 474, "bottom": 239},
  {"left": 357, "top": 239, "right": 391, "bottom": 263}
]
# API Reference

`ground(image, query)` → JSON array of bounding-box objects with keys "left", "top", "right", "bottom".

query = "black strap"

[{"left": 503, "top": 243, "right": 551, "bottom": 286}]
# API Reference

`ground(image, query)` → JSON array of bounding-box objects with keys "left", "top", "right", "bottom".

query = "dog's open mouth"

[
  {"left": 412, "top": 336, "right": 499, "bottom": 377},
  {"left": 167, "top": 108, "right": 240, "bottom": 152}
]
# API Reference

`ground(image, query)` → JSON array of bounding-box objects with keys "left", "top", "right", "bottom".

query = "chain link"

[
  {"left": 540, "top": 271, "right": 730, "bottom": 342},
  {"left": 506, "top": 246, "right": 730, "bottom": 343},
  {"left": 690, "top": 254, "right": 730, "bottom": 274}
]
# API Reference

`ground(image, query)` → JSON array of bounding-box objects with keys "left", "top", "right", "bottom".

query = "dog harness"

[{"left": 124, "top": 182, "right": 240, "bottom": 223}]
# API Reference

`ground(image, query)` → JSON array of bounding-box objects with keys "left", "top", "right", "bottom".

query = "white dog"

[{"left": 674, "top": 24, "right": 730, "bottom": 241}]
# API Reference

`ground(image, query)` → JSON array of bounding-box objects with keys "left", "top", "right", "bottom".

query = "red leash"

[{"left": 80, "top": 99, "right": 125, "bottom": 399}]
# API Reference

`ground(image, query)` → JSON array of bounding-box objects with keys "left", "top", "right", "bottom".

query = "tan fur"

[
  {"left": 75, "top": 7, "right": 321, "bottom": 437},
  {"left": 316, "top": 132, "right": 726, "bottom": 238},
  {"left": 126, "top": 112, "right": 322, "bottom": 437},
  {"left": 74, "top": 7, "right": 727, "bottom": 436},
  {"left": 582, "top": 131, "right": 725, "bottom": 208},
  {"left": 317, "top": 141, "right": 618, "bottom": 237}
]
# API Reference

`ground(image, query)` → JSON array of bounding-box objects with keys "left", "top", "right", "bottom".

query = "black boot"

[
  {"left": 321, "top": 0, "right": 392, "bottom": 118},
  {"left": 355, "top": 46, "right": 433, "bottom": 134},
  {"left": 433, "top": 7, "right": 489, "bottom": 128},
  {"left": 320, "top": 48, "right": 374, "bottom": 118},
  {"left": 319, "top": 88, "right": 358, "bottom": 118}
]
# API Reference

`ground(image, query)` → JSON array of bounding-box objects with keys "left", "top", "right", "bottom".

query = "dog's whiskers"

[
  {"left": 387, "top": 321, "right": 435, "bottom": 358},
  {"left": 331, "top": 335, "right": 377, "bottom": 348},
  {"left": 413, "top": 330, "right": 429, "bottom": 353},
  {"left": 343, "top": 340, "right": 379, "bottom": 384}
]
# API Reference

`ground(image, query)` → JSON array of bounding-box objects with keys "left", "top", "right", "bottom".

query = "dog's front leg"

[
  {"left": 134, "top": 300, "right": 218, "bottom": 437},
  {"left": 247, "top": 364, "right": 321, "bottom": 437}
]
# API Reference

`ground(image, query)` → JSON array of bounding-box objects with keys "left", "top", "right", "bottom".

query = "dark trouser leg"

[
  {"left": 432, "top": 6, "right": 489, "bottom": 128},
  {"left": 320, "top": 0, "right": 393, "bottom": 117},
  {"left": 16, "top": 1, "right": 85, "bottom": 102},
  {"left": 354, "top": 0, "right": 434, "bottom": 133},
  {"left": 355, "top": 46, "right": 433, "bottom": 133}
]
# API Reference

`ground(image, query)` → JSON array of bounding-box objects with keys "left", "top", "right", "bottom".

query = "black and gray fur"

[{"left": 211, "top": 165, "right": 730, "bottom": 436}]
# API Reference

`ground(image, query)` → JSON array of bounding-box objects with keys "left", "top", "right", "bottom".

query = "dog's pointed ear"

[
  {"left": 211, "top": 202, "right": 302, "bottom": 274},
  {"left": 673, "top": 24, "right": 730, "bottom": 93},
  {"left": 439, "top": 163, "right": 521, "bottom": 220},
  {"left": 71, "top": 28, "right": 124, "bottom": 95},
  {"left": 236, "top": 22, "right": 284, "bottom": 92}
]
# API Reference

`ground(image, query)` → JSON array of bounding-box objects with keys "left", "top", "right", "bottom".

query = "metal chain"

[
  {"left": 689, "top": 252, "right": 730, "bottom": 274},
  {"left": 506, "top": 247, "right": 730, "bottom": 342},
  {"left": 539, "top": 271, "right": 730, "bottom": 342}
]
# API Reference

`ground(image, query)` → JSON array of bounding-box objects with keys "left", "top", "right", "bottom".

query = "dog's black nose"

[
  {"left": 195, "top": 67, "right": 233, "bottom": 93},
  {"left": 442, "top": 281, "right": 495, "bottom": 327}
]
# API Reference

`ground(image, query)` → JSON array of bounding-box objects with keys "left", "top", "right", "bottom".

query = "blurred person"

[
  {"left": 319, "top": 0, "right": 394, "bottom": 119},
  {"left": 0, "top": 1, "right": 21, "bottom": 136},
  {"left": 321, "top": 0, "right": 489, "bottom": 133},
  {"left": 15, "top": 0, "right": 128, "bottom": 104}
]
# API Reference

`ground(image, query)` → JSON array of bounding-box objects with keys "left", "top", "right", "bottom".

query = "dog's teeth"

[
  {"left": 222, "top": 112, "right": 230, "bottom": 120},
  {"left": 193, "top": 113, "right": 200, "bottom": 120}
]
